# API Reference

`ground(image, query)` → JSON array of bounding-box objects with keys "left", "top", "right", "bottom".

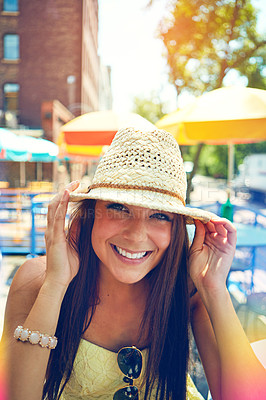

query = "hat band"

[{"left": 88, "top": 183, "right": 186, "bottom": 206}]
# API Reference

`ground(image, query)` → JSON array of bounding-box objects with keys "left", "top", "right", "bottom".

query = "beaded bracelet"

[{"left": 14, "top": 326, "right": 58, "bottom": 349}]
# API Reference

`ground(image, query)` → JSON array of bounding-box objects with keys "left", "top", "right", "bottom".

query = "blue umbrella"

[
  {"left": 21, "top": 135, "right": 58, "bottom": 162},
  {"left": 0, "top": 128, "right": 58, "bottom": 161},
  {"left": 0, "top": 128, "right": 29, "bottom": 161}
]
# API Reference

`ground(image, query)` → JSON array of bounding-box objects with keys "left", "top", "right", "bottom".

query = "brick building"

[{"left": 0, "top": 0, "right": 100, "bottom": 139}]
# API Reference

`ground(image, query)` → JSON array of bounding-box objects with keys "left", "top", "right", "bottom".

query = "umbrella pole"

[
  {"left": 20, "top": 162, "right": 26, "bottom": 187},
  {"left": 228, "top": 143, "right": 234, "bottom": 188},
  {"left": 37, "top": 162, "right": 42, "bottom": 181}
]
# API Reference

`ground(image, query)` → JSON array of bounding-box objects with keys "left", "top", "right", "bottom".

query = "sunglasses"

[{"left": 113, "top": 346, "right": 143, "bottom": 400}]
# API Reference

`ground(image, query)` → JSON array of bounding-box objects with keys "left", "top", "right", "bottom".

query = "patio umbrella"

[
  {"left": 156, "top": 108, "right": 197, "bottom": 145},
  {"left": 59, "top": 110, "right": 156, "bottom": 157},
  {"left": 156, "top": 86, "right": 266, "bottom": 181},
  {"left": 0, "top": 128, "right": 29, "bottom": 161},
  {"left": 156, "top": 86, "right": 266, "bottom": 144},
  {"left": 21, "top": 135, "right": 58, "bottom": 162},
  {"left": 0, "top": 128, "right": 59, "bottom": 186},
  {"left": 0, "top": 128, "right": 58, "bottom": 161}
]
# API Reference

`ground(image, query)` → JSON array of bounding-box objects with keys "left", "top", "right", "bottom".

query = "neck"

[{"left": 83, "top": 263, "right": 149, "bottom": 351}]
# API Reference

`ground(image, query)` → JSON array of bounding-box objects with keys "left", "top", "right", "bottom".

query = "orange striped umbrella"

[{"left": 59, "top": 110, "right": 156, "bottom": 158}]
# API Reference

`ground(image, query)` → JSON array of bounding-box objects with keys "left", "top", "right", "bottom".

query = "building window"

[
  {"left": 3, "top": 34, "right": 19, "bottom": 60},
  {"left": 4, "top": 83, "right": 19, "bottom": 112},
  {"left": 3, "top": 0, "right": 18, "bottom": 12}
]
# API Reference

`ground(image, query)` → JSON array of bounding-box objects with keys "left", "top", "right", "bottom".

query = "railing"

[{"left": 0, "top": 191, "right": 54, "bottom": 256}]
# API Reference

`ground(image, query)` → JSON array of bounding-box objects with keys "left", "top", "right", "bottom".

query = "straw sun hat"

[{"left": 69, "top": 127, "right": 216, "bottom": 224}]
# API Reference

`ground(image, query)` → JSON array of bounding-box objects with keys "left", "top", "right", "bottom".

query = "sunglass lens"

[
  {"left": 113, "top": 385, "right": 139, "bottom": 400},
  {"left": 117, "top": 347, "right": 142, "bottom": 379}
]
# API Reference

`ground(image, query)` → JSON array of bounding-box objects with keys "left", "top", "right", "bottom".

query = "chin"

[{"left": 112, "top": 269, "right": 148, "bottom": 285}]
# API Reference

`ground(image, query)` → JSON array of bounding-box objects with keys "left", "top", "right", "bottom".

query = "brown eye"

[
  {"left": 150, "top": 213, "right": 172, "bottom": 222},
  {"left": 106, "top": 203, "right": 129, "bottom": 213}
]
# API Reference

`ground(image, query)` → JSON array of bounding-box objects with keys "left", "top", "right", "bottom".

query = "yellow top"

[{"left": 60, "top": 339, "right": 204, "bottom": 400}]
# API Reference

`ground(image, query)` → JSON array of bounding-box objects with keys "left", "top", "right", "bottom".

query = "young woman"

[{"left": 2, "top": 127, "right": 266, "bottom": 400}]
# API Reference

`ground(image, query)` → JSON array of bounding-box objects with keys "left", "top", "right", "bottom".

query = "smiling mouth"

[{"left": 113, "top": 245, "right": 149, "bottom": 260}]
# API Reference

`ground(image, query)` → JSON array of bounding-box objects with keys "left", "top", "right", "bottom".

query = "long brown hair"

[{"left": 43, "top": 199, "right": 190, "bottom": 399}]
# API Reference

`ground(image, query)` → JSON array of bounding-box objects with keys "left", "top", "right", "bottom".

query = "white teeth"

[{"left": 115, "top": 245, "right": 147, "bottom": 259}]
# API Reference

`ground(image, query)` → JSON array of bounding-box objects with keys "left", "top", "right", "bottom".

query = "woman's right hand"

[{"left": 44, "top": 181, "right": 80, "bottom": 288}]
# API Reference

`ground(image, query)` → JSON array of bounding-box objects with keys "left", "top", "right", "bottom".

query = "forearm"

[
  {"left": 190, "top": 295, "right": 221, "bottom": 400},
  {"left": 7, "top": 280, "right": 67, "bottom": 400},
  {"left": 201, "top": 286, "right": 266, "bottom": 400}
]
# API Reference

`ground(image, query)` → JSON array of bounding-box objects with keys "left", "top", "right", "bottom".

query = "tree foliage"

[
  {"left": 154, "top": 0, "right": 266, "bottom": 199},
  {"left": 143, "top": 0, "right": 266, "bottom": 200},
  {"left": 132, "top": 92, "right": 166, "bottom": 124},
  {"left": 181, "top": 141, "right": 266, "bottom": 179},
  {"left": 159, "top": 0, "right": 266, "bottom": 95}
]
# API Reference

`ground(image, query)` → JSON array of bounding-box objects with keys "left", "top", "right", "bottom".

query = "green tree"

[
  {"left": 235, "top": 141, "right": 266, "bottom": 171},
  {"left": 156, "top": 0, "right": 266, "bottom": 201},
  {"left": 132, "top": 92, "right": 166, "bottom": 124},
  {"left": 159, "top": 0, "right": 266, "bottom": 95}
]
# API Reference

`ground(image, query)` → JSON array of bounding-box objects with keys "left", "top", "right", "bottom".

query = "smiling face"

[{"left": 91, "top": 200, "right": 174, "bottom": 284}]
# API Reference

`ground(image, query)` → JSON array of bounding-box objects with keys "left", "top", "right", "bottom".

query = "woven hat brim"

[{"left": 69, "top": 188, "right": 217, "bottom": 224}]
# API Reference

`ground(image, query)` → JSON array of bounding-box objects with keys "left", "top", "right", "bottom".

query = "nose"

[{"left": 122, "top": 216, "right": 148, "bottom": 243}]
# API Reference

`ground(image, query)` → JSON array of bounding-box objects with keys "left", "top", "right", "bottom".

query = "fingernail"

[
  {"left": 63, "top": 189, "right": 69, "bottom": 199},
  {"left": 67, "top": 180, "right": 79, "bottom": 187}
]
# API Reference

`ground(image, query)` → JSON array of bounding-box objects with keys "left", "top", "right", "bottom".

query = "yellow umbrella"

[
  {"left": 156, "top": 109, "right": 196, "bottom": 145},
  {"left": 156, "top": 86, "right": 266, "bottom": 145},
  {"left": 156, "top": 86, "right": 266, "bottom": 182}
]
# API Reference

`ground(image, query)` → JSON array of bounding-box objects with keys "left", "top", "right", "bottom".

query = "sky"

[{"left": 98, "top": 0, "right": 266, "bottom": 114}]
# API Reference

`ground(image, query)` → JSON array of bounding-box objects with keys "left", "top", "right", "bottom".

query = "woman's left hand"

[{"left": 189, "top": 218, "right": 237, "bottom": 295}]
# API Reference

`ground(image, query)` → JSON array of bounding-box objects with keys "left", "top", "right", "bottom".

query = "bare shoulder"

[
  {"left": 3, "top": 256, "right": 47, "bottom": 336},
  {"left": 10, "top": 255, "right": 47, "bottom": 293}
]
